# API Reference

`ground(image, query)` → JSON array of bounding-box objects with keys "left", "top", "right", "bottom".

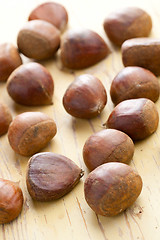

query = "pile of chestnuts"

[{"left": 0, "top": 1, "right": 159, "bottom": 224}]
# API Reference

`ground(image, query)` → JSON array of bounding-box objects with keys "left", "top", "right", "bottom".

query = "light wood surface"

[{"left": 0, "top": 0, "right": 160, "bottom": 239}]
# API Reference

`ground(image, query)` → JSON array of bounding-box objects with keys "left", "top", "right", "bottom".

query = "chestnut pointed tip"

[
  {"left": 50, "top": 99, "right": 53, "bottom": 105},
  {"left": 80, "top": 169, "right": 85, "bottom": 178},
  {"left": 47, "top": 99, "right": 53, "bottom": 105},
  {"left": 107, "top": 47, "right": 112, "bottom": 55},
  {"left": 102, "top": 122, "right": 107, "bottom": 127}
]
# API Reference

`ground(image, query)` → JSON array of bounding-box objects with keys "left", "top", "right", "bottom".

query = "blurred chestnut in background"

[
  {"left": 122, "top": 38, "right": 160, "bottom": 76},
  {"left": 0, "top": 103, "right": 12, "bottom": 136},
  {"left": 104, "top": 7, "right": 152, "bottom": 46},
  {"left": 28, "top": 1, "right": 68, "bottom": 32},
  {"left": 0, "top": 43, "right": 22, "bottom": 82}
]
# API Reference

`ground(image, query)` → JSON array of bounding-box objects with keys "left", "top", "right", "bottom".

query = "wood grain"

[{"left": 0, "top": 0, "right": 160, "bottom": 239}]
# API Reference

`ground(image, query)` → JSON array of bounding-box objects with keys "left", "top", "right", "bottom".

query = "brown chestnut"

[
  {"left": 0, "top": 178, "right": 23, "bottom": 224},
  {"left": 0, "top": 43, "right": 22, "bottom": 82},
  {"left": 0, "top": 103, "right": 12, "bottom": 136},
  {"left": 104, "top": 7, "right": 152, "bottom": 46},
  {"left": 110, "top": 66, "right": 160, "bottom": 105},
  {"left": 122, "top": 38, "right": 160, "bottom": 76},
  {"left": 17, "top": 20, "right": 60, "bottom": 60},
  {"left": 8, "top": 112, "right": 57, "bottom": 156},
  {"left": 7, "top": 62, "right": 54, "bottom": 106},
  {"left": 83, "top": 129, "right": 134, "bottom": 171},
  {"left": 105, "top": 98, "right": 159, "bottom": 140},
  {"left": 26, "top": 152, "right": 84, "bottom": 201},
  {"left": 61, "top": 29, "right": 110, "bottom": 69},
  {"left": 63, "top": 74, "right": 107, "bottom": 118},
  {"left": 84, "top": 162, "right": 142, "bottom": 216},
  {"left": 28, "top": 2, "right": 68, "bottom": 32}
]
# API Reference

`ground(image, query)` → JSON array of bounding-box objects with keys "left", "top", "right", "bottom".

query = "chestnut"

[
  {"left": 122, "top": 38, "right": 160, "bottom": 76},
  {"left": 8, "top": 112, "right": 57, "bottom": 156},
  {"left": 60, "top": 28, "right": 110, "bottom": 69},
  {"left": 83, "top": 129, "right": 134, "bottom": 171},
  {"left": 110, "top": 66, "right": 160, "bottom": 105},
  {"left": 0, "top": 103, "right": 12, "bottom": 136},
  {"left": 17, "top": 20, "right": 60, "bottom": 60},
  {"left": 84, "top": 162, "right": 142, "bottom": 216},
  {"left": 105, "top": 98, "right": 159, "bottom": 140},
  {"left": 0, "top": 178, "right": 23, "bottom": 224},
  {"left": 28, "top": 2, "right": 68, "bottom": 32},
  {"left": 103, "top": 7, "right": 152, "bottom": 46},
  {"left": 26, "top": 152, "right": 84, "bottom": 201},
  {"left": 0, "top": 43, "right": 22, "bottom": 82},
  {"left": 7, "top": 62, "right": 54, "bottom": 106},
  {"left": 63, "top": 74, "right": 107, "bottom": 118}
]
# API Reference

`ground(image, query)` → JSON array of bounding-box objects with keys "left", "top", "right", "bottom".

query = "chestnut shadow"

[
  {"left": 86, "top": 205, "right": 124, "bottom": 229},
  {"left": 36, "top": 54, "right": 58, "bottom": 67},
  {"left": 11, "top": 101, "right": 51, "bottom": 115},
  {"left": 9, "top": 151, "right": 30, "bottom": 179},
  {"left": 134, "top": 132, "right": 156, "bottom": 148}
]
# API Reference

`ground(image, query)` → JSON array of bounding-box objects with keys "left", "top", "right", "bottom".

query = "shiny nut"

[
  {"left": 8, "top": 112, "right": 57, "bottom": 156},
  {"left": 84, "top": 162, "right": 142, "bottom": 216},
  {"left": 0, "top": 103, "right": 12, "bottom": 136},
  {"left": 7, "top": 62, "right": 54, "bottom": 106},
  {"left": 63, "top": 74, "right": 107, "bottom": 118},
  {"left": 122, "top": 38, "right": 160, "bottom": 76},
  {"left": 105, "top": 98, "right": 159, "bottom": 140},
  {"left": 0, "top": 43, "right": 22, "bottom": 81},
  {"left": 0, "top": 178, "right": 23, "bottom": 224},
  {"left": 17, "top": 20, "right": 60, "bottom": 60},
  {"left": 28, "top": 2, "right": 68, "bottom": 32},
  {"left": 83, "top": 129, "right": 134, "bottom": 171},
  {"left": 61, "top": 29, "right": 110, "bottom": 69},
  {"left": 110, "top": 66, "right": 160, "bottom": 105},
  {"left": 26, "top": 152, "right": 84, "bottom": 201},
  {"left": 104, "top": 7, "right": 152, "bottom": 46}
]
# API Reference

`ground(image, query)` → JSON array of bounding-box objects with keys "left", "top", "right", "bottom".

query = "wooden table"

[{"left": 0, "top": 0, "right": 160, "bottom": 239}]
